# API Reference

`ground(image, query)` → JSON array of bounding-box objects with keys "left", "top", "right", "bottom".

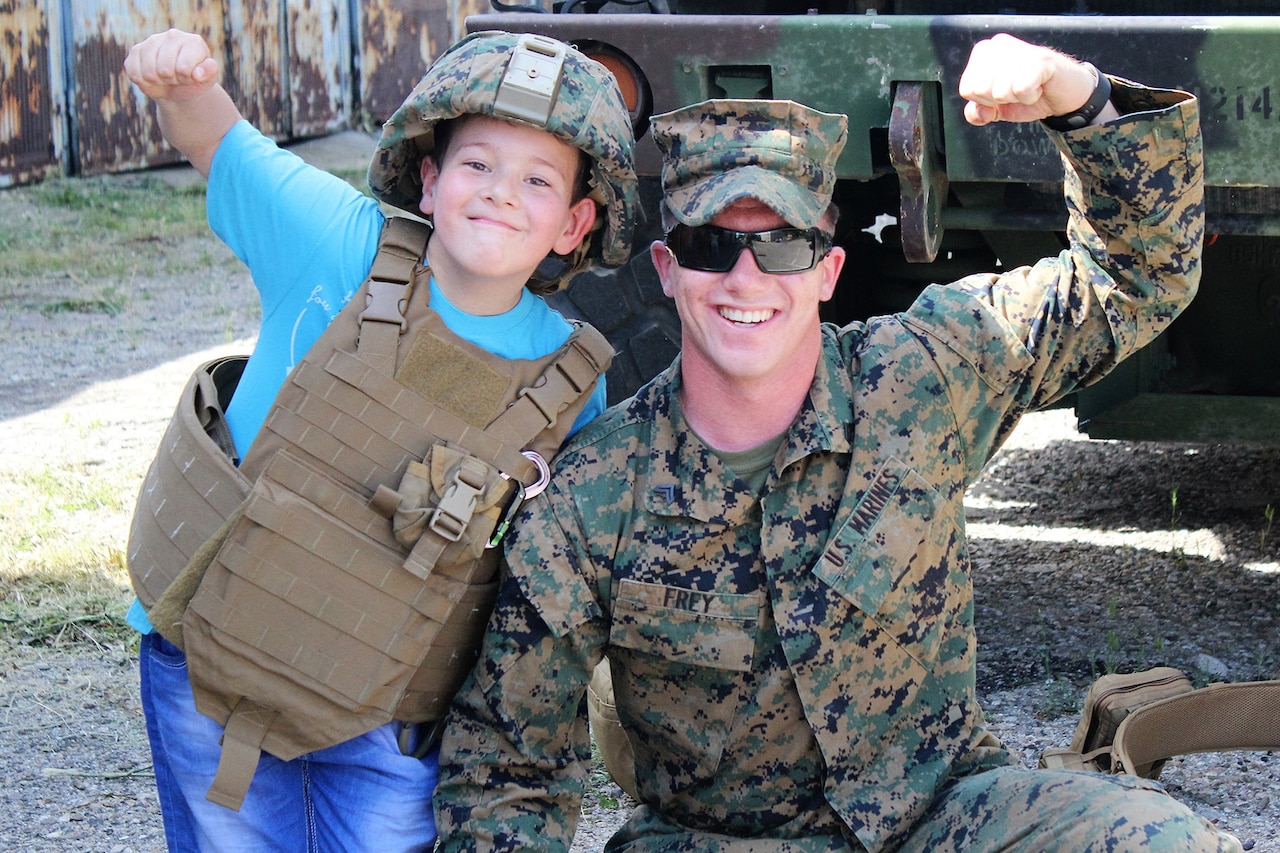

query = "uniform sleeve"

[
  {"left": 435, "top": 488, "right": 608, "bottom": 852},
  {"left": 900, "top": 79, "right": 1204, "bottom": 471}
]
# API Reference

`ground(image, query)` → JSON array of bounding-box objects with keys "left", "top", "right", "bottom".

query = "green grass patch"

[
  {"left": 1034, "top": 677, "right": 1082, "bottom": 721},
  {"left": 0, "top": 459, "right": 134, "bottom": 584},
  {"left": 0, "top": 461, "right": 136, "bottom": 648},
  {"left": 0, "top": 174, "right": 212, "bottom": 282},
  {"left": 9, "top": 462, "right": 130, "bottom": 517},
  {"left": 0, "top": 564, "right": 135, "bottom": 649},
  {"left": 42, "top": 291, "right": 128, "bottom": 317}
]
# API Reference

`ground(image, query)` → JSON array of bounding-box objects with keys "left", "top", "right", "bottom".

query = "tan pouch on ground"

[{"left": 1039, "top": 667, "right": 1280, "bottom": 780}]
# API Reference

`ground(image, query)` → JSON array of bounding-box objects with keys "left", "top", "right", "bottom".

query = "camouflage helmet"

[{"left": 368, "top": 31, "right": 639, "bottom": 285}]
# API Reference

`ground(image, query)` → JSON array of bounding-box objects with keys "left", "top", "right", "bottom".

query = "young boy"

[{"left": 122, "top": 28, "right": 637, "bottom": 851}]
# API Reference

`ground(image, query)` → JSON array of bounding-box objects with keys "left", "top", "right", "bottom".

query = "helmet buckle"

[{"left": 493, "top": 34, "right": 567, "bottom": 128}]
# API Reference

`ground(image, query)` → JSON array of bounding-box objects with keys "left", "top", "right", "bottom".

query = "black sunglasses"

[{"left": 666, "top": 224, "right": 833, "bottom": 274}]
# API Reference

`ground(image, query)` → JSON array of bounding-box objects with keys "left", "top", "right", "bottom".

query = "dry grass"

[
  {"left": 0, "top": 447, "right": 139, "bottom": 648},
  {"left": 0, "top": 175, "right": 216, "bottom": 650}
]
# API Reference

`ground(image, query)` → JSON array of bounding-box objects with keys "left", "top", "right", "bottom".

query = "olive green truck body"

[{"left": 474, "top": 5, "right": 1280, "bottom": 444}]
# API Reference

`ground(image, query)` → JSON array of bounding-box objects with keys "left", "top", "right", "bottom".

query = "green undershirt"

[{"left": 706, "top": 431, "right": 786, "bottom": 495}]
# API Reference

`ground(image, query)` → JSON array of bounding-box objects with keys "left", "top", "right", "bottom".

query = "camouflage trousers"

[{"left": 603, "top": 767, "right": 1242, "bottom": 853}]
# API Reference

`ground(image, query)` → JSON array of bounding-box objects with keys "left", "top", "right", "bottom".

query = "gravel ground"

[{"left": 1, "top": 133, "right": 1276, "bottom": 851}]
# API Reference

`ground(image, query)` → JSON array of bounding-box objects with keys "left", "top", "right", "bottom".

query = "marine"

[{"left": 434, "top": 33, "right": 1240, "bottom": 852}]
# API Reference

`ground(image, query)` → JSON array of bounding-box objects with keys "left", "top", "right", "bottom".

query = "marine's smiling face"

[{"left": 652, "top": 197, "right": 843, "bottom": 393}]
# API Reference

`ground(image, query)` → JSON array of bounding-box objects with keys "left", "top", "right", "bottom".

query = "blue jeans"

[{"left": 139, "top": 632, "right": 438, "bottom": 852}]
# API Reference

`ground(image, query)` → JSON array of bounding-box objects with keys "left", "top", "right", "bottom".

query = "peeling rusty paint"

[
  {"left": 287, "top": 0, "right": 349, "bottom": 137},
  {"left": 0, "top": 0, "right": 60, "bottom": 187},
  {"left": 0, "top": 0, "right": 470, "bottom": 185},
  {"left": 71, "top": 0, "right": 226, "bottom": 176},
  {"left": 358, "top": 0, "right": 451, "bottom": 127},
  {"left": 227, "top": 0, "right": 286, "bottom": 137}
]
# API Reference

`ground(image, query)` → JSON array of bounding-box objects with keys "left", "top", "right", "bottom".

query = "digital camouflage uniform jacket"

[{"left": 435, "top": 81, "right": 1203, "bottom": 853}]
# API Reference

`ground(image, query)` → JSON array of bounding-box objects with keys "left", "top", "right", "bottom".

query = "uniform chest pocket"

[
  {"left": 813, "top": 460, "right": 963, "bottom": 668},
  {"left": 609, "top": 579, "right": 764, "bottom": 673}
]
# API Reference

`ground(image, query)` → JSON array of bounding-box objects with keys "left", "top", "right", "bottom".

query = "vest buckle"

[{"left": 428, "top": 457, "right": 488, "bottom": 542}]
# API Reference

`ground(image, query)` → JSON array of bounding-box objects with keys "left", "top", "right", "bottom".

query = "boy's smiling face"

[{"left": 417, "top": 115, "right": 597, "bottom": 315}]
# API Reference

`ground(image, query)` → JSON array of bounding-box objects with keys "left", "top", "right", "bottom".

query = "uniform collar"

[{"left": 641, "top": 332, "right": 855, "bottom": 522}]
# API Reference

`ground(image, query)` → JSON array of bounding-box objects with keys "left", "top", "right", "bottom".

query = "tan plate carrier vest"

[{"left": 126, "top": 217, "right": 612, "bottom": 810}]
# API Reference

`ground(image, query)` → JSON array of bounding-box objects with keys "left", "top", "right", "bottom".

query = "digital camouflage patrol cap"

[
  {"left": 369, "top": 31, "right": 639, "bottom": 277},
  {"left": 651, "top": 99, "right": 848, "bottom": 231}
]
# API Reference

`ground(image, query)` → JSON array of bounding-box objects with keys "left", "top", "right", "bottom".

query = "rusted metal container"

[
  {"left": 355, "top": 0, "right": 488, "bottom": 126},
  {"left": 67, "top": 1, "right": 228, "bottom": 176},
  {"left": 1, "top": 0, "right": 379, "bottom": 184},
  {"left": 357, "top": 0, "right": 448, "bottom": 125},
  {"left": 0, "top": 0, "right": 63, "bottom": 188},
  {"left": 284, "top": 0, "right": 350, "bottom": 137}
]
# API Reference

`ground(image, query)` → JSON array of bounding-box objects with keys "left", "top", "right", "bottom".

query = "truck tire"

[{"left": 550, "top": 247, "right": 681, "bottom": 406}]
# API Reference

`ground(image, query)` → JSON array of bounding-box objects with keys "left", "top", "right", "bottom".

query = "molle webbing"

[
  {"left": 355, "top": 216, "right": 427, "bottom": 376},
  {"left": 139, "top": 216, "right": 611, "bottom": 811},
  {"left": 127, "top": 355, "right": 250, "bottom": 612}
]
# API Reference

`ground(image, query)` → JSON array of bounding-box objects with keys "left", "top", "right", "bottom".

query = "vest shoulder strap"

[
  {"left": 486, "top": 321, "right": 614, "bottom": 450},
  {"left": 356, "top": 217, "right": 432, "bottom": 374}
]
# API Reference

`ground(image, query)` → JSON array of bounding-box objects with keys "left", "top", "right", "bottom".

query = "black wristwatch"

[{"left": 1042, "top": 63, "right": 1112, "bottom": 132}]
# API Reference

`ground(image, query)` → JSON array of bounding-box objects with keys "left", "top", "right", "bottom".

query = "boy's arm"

[{"left": 124, "top": 29, "right": 242, "bottom": 178}]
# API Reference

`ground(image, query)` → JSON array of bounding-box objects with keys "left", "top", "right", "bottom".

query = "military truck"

[{"left": 471, "top": 2, "right": 1280, "bottom": 444}]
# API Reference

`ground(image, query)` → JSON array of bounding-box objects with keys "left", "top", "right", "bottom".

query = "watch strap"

[{"left": 1043, "top": 63, "right": 1112, "bottom": 132}]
